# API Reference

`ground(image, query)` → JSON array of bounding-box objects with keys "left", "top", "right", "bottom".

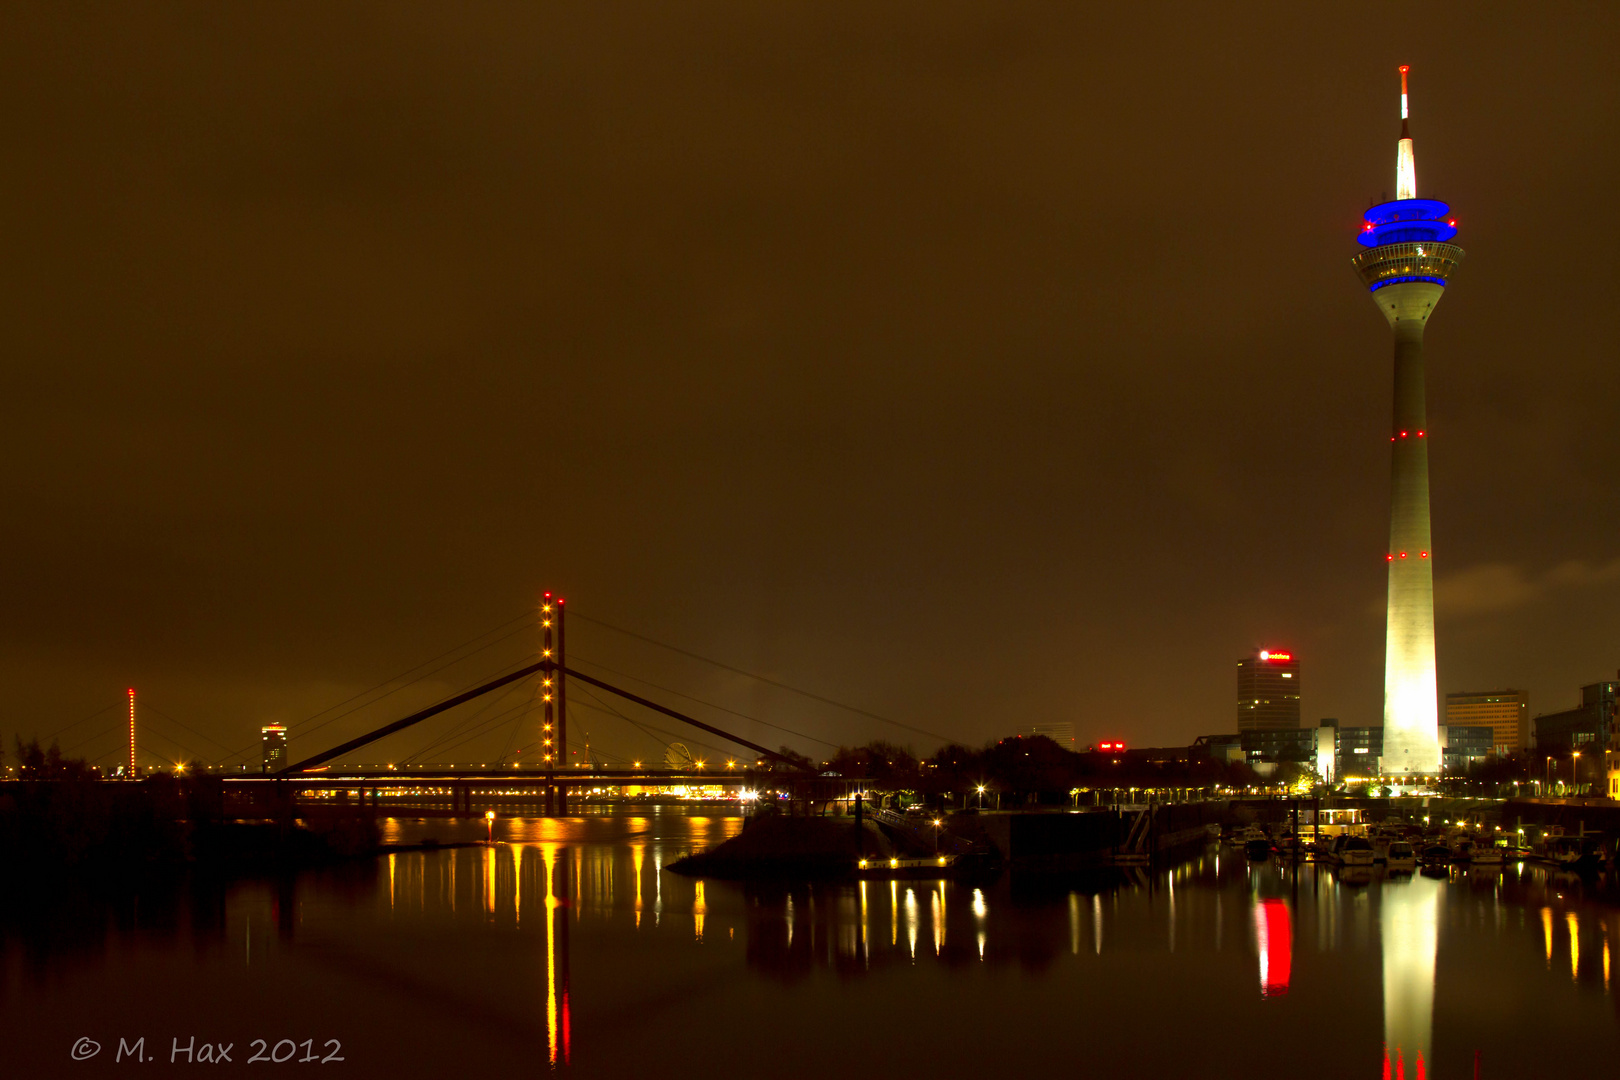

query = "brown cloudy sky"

[{"left": 2, "top": 3, "right": 1616, "bottom": 768}]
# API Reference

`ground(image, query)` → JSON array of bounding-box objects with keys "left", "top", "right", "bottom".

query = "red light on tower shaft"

[{"left": 127, "top": 688, "right": 136, "bottom": 778}]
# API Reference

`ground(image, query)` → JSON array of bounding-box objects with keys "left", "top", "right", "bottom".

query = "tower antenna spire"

[{"left": 1396, "top": 65, "right": 1416, "bottom": 199}]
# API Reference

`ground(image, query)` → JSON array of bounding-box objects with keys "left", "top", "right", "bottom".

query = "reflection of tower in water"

[
  {"left": 1253, "top": 898, "right": 1293, "bottom": 997},
  {"left": 1381, "top": 876, "right": 1440, "bottom": 1077}
]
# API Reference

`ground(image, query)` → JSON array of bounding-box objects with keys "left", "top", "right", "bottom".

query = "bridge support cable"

[
  {"left": 278, "top": 659, "right": 549, "bottom": 775},
  {"left": 567, "top": 654, "right": 840, "bottom": 750},
  {"left": 278, "top": 657, "right": 811, "bottom": 776},
  {"left": 559, "top": 666, "right": 806, "bottom": 771},
  {"left": 569, "top": 685, "right": 734, "bottom": 764},
  {"left": 221, "top": 610, "right": 537, "bottom": 766},
  {"left": 569, "top": 608, "right": 954, "bottom": 745}
]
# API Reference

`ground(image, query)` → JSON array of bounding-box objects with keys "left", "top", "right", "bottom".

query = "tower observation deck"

[{"left": 1352, "top": 66, "right": 1464, "bottom": 778}]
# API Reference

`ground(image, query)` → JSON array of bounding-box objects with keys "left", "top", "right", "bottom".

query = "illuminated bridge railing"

[{"left": 1350, "top": 241, "right": 1465, "bottom": 292}]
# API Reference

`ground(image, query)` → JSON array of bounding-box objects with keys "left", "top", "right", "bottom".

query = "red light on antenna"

[
  {"left": 1448, "top": 220, "right": 1456, "bottom": 227},
  {"left": 557, "top": 598, "right": 565, "bottom": 605},
  {"left": 1399, "top": 552, "right": 1408, "bottom": 559},
  {"left": 1386, "top": 554, "right": 1394, "bottom": 562},
  {"left": 1400, "top": 431, "right": 1408, "bottom": 438},
  {"left": 1416, "top": 430, "right": 1425, "bottom": 437},
  {"left": 543, "top": 592, "right": 551, "bottom": 598},
  {"left": 1420, "top": 551, "right": 1429, "bottom": 558},
  {"left": 1399, "top": 65, "right": 1409, "bottom": 74}
]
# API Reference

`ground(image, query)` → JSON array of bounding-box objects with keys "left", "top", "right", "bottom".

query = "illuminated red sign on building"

[
  {"left": 1096, "top": 741, "right": 1126, "bottom": 753},
  {"left": 1258, "top": 650, "right": 1293, "bottom": 663}
]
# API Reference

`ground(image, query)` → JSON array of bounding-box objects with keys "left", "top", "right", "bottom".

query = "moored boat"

[{"left": 1338, "top": 835, "right": 1375, "bottom": 869}]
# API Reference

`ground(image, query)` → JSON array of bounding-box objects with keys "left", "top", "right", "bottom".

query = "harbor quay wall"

[{"left": 979, "top": 802, "right": 1231, "bottom": 866}]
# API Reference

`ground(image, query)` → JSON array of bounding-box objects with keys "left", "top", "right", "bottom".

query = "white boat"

[
  {"left": 1542, "top": 835, "right": 1584, "bottom": 868},
  {"left": 1385, "top": 840, "right": 1417, "bottom": 872},
  {"left": 1338, "top": 835, "right": 1376, "bottom": 868},
  {"left": 1471, "top": 842, "right": 1504, "bottom": 866}
]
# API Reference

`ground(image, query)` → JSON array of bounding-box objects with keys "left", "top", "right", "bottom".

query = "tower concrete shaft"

[
  {"left": 1349, "top": 67, "right": 1463, "bottom": 777},
  {"left": 1380, "top": 283, "right": 1442, "bottom": 773}
]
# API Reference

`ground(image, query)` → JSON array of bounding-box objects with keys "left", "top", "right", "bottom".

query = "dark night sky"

[{"left": 2, "top": 3, "right": 1616, "bottom": 769}]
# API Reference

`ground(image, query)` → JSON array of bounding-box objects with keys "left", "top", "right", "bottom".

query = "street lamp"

[
  {"left": 1546, "top": 756, "right": 1554, "bottom": 792},
  {"left": 485, "top": 809, "right": 496, "bottom": 843},
  {"left": 976, "top": 785, "right": 986, "bottom": 810},
  {"left": 932, "top": 818, "right": 942, "bottom": 854},
  {"left": 1572, "top": 751, "right": 1581, "bottom": 790}
]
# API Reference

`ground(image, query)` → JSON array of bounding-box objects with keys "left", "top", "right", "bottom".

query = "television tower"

[{"left": 1350, "top": 66, "right": 1464, "bottom": 777}]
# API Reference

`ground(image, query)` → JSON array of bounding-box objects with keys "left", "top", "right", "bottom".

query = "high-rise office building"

[
  {"left": 261, "top": 724, "right": 288, "bottom": 773},
  {"left": 1445, "top": 690, "right": 1528, "bottom": 755},
  {"left": 1237, "top": 648, "right": 1300, "bottom": 733},
  {"left": 1350, "top": 67, "right": 1464, "bottom": 776},
  {"left": 1017, "top": 722, "right": 1075, "bottom": 747}
]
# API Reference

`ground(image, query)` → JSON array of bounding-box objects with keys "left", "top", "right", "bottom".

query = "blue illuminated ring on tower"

[
  {"left": 1350, "top": 242, "right": 1464, "bottom": 292},
  {"left": 1358, "top": 198, "right": 1458, "bottom": 248}
]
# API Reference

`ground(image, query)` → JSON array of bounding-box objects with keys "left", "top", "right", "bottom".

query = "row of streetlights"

[{"left": 1544, "top": 751, "right": 1582, "bottom": 791}]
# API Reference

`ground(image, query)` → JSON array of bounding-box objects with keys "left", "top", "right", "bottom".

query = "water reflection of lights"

[
  {"left": 1253, "top": 898, "right": 1292, "bottom": 997},
  {"left": 890, "top": 881, "right": 899, "bottom": 947},
  {"left": 1382, "top": 874, "right": 1441, "bottom": 1076},
  {"left": 694, "top": 880, "right": 707, "bottom": 943},
  {"left": 511, "top": 844, "right": 522, "bottom": 927},
  {"left": 972, "top": 887, "right": 987, "bottom": 959},
  {"left": 904, "top": 887, "right": 919, "bottom": 959},
  {"left": 1542, "top": 906, "right": 1554, "bottom": 967},
  {"left": 859, "top": 881, "right": 870, "bottom": 966},
  {"left": 387, "top": 852, "right": 396, "bottom": 912},
  {"left": 1093, "top": 895, "right": 1102, "bottom": 955},
  {"left": 931, "top": 884, "right": 944, "bottom": 955},
  {"left": 1069, "top": 893, "right": 1080, "bottom": 956},
  {"left": 630, "top": 842, "right": 645, "bottom": 928},
  {"left": 541, "top": 845, "right": 571, "bottom": 1068},
  {"left": 1567, "top": 912, "right": 1579, "bottom": 982},
  {"left": 484, "top": 845, "right": 497, "bottom": 916}
]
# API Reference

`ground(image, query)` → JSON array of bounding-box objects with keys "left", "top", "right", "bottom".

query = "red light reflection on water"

[
  {"left": 1254, "top": 897, "right": 1292, "bottom": 997},
  {"left": 1383, "top": 1045, "right": 1426, "bottom": 1079}
]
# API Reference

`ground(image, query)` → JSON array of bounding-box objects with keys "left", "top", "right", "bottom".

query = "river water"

[{"left": 3, "top": 809, "right": 1617, "bottom": 1077}]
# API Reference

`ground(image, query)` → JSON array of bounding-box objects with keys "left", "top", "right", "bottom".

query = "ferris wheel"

[{"left": 664, "top": 742, "right": 695, "bottom": 770}]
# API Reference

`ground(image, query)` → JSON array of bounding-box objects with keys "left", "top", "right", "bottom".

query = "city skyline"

[{"left": 1, "top": 6, "right": 1616, "bottom": 767}]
